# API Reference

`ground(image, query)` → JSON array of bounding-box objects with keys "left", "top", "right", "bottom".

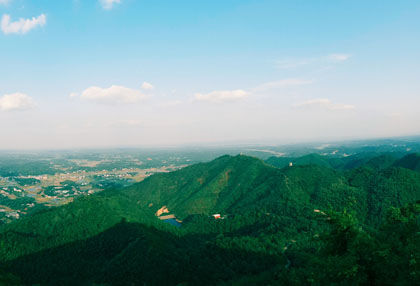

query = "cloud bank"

[
  {"left": 195, "top": 78, "right": 312, "bottom": 103},
  {"left": 1, "top": 14, "right": 46, "bottom": 35},
  {"left": 194, "top": 89, "right": 249, "bottom": 103},
  {"left": 71, "top": 85, "right": 150, "bottom": 104},
  {"left": 294, "top": 98, "right": 355, "bottom": 111},
  {"left": 0, "top": 93, "right": 36, "bottom": 111},
  {"left": 141, "top": 82, "right": 154, "bottom": 90}
]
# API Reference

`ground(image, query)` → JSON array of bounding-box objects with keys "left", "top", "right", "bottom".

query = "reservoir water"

[{"left": 162, "top": 218, "right": 182, "bottom": 227}]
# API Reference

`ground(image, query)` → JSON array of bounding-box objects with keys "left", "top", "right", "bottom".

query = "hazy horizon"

[
  {"left": 0, "top": 133, "right": 419, "bottom": 152},
  {"left": 1, "top": 0, "right": 419, "bottom": 149}
]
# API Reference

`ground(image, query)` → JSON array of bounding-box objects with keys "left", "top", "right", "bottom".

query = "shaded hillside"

[
  {"left": 3, "top": 155, "right": 420, "bottom": 257},
  {"left": 362, "top": 154, "right": 397, "bottom": 169},
  {"left": 0, "top": 191, "right": 158, "bottom": 261},
  {"left": 2, "top": 154, "right": 420, "bottom": 285},
  {"left": 393, "top": 153, "right": 420, "bottom": 171},
  {"left": 6, "top": 220, "right": 284, "bottom": 286}
]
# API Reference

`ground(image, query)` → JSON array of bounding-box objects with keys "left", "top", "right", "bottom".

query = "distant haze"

[{"left": 1, "top": 1, "right": 419, "bottom": 149}]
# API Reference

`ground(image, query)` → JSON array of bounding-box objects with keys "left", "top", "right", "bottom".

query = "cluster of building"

[{"left": 212, "top": 214, "right": 226, "bottom": 220}]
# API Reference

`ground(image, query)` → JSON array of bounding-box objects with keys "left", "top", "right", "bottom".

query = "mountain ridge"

[{"left": 2, "top": 153, "right": 420, "bottom": 285}]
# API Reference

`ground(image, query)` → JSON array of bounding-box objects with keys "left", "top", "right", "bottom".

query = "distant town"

[{"left": 0, "top": 150, "right": 190, "bottom": 223}]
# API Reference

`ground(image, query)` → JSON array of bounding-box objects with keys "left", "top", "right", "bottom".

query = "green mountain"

[
  {"left": 265, "top": 153, "right": 333, "bottom": 169},
  {"left": 393, "top": 153, "right": 420, "bottom": 171},
  {"left": 266, "top": 152, "right": 399, "bottom": 170},
  {"left": 1, "top": 154, "right": 420, "bottom": 285},
  {"left": 117, "top": 155, "right": 374, "bottom": 224},
  {"left": 362, "top": 153, "right": 397, "bottom": 169}
]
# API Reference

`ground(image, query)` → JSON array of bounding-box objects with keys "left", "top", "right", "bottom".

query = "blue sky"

[{"left": 0, "top": 0, "right": 419, "bottom": 149}]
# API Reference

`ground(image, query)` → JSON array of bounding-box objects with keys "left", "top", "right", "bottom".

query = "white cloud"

[
  {"left": 294, "top": 98, "right": 355, "bottom": 111},
  {"left": 72, "top": 85, "right": 150, "bottom": 104},
  {"left": 141, "top": 82, "right": 154, "bottom": 90},
  {"left": 0, "top": 0, "right": 11, "bottom": 5},
  {"left": 195, "top": 78, "right": 312, "bottom": 103},
  {"left": 194, "top": 89, "right": 249, "bottom": 103},
  {"left": 327, "top": 53, "right": 351, "bottom": 62},
  {"left": 0, "top": 93, "right": 36, "bottom": 111},
  {"left": 276, "top": 58, "right": 315, "bottom": 69},
  {"left": 277, "top": 53, "right": 351, "bottom": 69},
  {"left": 100, "top": 0, "right": 121, "bottom": 10},
  {"left": 1, "top": 14, "right": 46, "bottom": 35},
  {"left": 253, "top": 78, "right": 313, "bottom": 92}
]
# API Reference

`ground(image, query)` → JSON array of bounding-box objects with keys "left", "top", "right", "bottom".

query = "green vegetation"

[
  {"left": 265, "top": 152, "right": 401, "bottom": 170},
  {"left": 266, "top": 153, "right": 333, "bottom": 168},
  {"left": 1, "top": 152, "right": 420, "bottom": 285},
  {"left": 11, "top": 177, "right": 40, "bottom": 186},
  {"left": 0, "top": 158, "right": 58, "bottom": 177},
  {"left": 393, "top": 153, "right": 420, "bottom": 171}
]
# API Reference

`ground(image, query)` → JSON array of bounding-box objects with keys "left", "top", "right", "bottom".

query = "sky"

[{"left": 0, "top": 0, "right": 419, "bottom": 149}]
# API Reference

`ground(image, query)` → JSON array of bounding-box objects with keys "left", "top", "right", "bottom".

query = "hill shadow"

[{"left": 3, "top": 220, "right": 284, "bottom": 286}]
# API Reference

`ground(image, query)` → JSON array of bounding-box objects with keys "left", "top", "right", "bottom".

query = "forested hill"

[
  {"left": 111, "top": 153, "right": 420, "bottom": 225},
  {"left": 265, "top": 152, "right": 403, "bottom": 170},
  {"left": 393, "top": 153, "right": 420, "bottom": 171},
  {"left": 1, "top": 154, "right": 420, "bottom": 285},
  {"left": 265, "top": 153, "right": 334, "bottom": 168}
]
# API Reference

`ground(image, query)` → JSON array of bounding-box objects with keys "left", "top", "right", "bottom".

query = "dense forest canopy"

[{"left": 1, "top": 152, "right": 420, "bottom": 285}]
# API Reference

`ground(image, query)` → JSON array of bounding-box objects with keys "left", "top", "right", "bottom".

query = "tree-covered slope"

[
  {"left": 0, "top": 190, "right": 159, "bottom": 261},
  {"left": 2, "top": 154, "right": 419, "bottom": 257},
  {"left": 6, "top": 219, "right": 287, "bottom": 286},
  {"left": 348, "top": 165, "right": 420, "bottom": 225},
  {"left": 126, "top": 154, "right": 420, "bottom": 226},
  {"left": 265, "top": 153, "right": 333, "bottom": 169},
  {"left": 1, "top": 154, "right": 420, "bottom": 285},
  {"left": 122, "top": 155, "right": 366, "bottom": 225},
  {"left": 362, "top": 153, "right": 397, "bottom": 169},
  {"left": 265, "top": 152, "right": 400, "bottom": 171},
  {"left": 122, "top": 155, "right": 278, "bottom": 218},
  {"left": 393, "top": 153, "right": 420, "bottom": 171}
]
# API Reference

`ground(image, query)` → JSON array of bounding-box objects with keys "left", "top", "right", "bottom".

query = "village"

[{"left": 0, "top": 161, "right": 186, "bottom": 224}]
